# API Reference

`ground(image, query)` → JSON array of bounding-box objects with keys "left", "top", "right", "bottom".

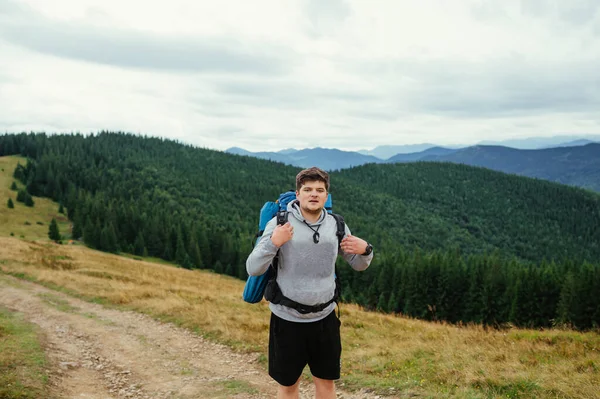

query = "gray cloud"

[
  {"left": 2, "top": 0, "right": 600, "bottom": 151},
  {"left": 521, "top": 1, "right": 600, "bottom": 25},
  {"left": 211, "top": 78, "right": 376, "bottom": 110},
  {"left": 560, "top": 2, "right": 600, "bottom": 25},
  {"left": 0, "top": 2, "right": 290, "bottom": 75},
  {"left": 351, "top": 109, "right": 399, "bottom": 121},
  {"left": 213, "top": 80, "right": 312, "bottom": 109},
  {"left": 304, "top": 0, "right": 351, "bottom": 37},
  {"left": 352, "top": 56, "right": 600, "bottom": 118},
  {"left": 416, "top": 61, "right": 600, "bottom": 117},
  {"left": 471, "top": 1, "right": 600, "bottom": 26}
]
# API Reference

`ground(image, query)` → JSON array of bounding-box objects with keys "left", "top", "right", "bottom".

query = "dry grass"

[
  {"left": 0, "top": 238, "right": 598, "bottom": 398},
  {"left": 1, "top": 155, "right": 599, "bottom": 398}
]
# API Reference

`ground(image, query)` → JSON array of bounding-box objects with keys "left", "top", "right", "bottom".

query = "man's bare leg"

[
  {"left": 277, "top": 378, "right": 301, "bottom": 399},
  {"left": 313, "top": 376, "right": 336, "bottom": 399}
]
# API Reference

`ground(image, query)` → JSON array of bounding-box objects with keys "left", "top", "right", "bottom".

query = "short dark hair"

[{"left": 296, "top": 167, "right": 330, "bottom": 191}]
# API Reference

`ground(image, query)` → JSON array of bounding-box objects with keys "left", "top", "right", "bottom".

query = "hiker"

[{"left": 246, "top": 167, "right": 373, "bottom": 399}]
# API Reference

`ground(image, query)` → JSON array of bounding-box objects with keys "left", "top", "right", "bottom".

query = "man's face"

[{"left": 296, "top": 180, "right": 327, "bottom": 216}]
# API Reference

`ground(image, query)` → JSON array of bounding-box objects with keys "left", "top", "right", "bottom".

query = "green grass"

[
  {"left": 0, "top": 306, "right": 50, "bottom": 399},
  {"left": 36, "top": 292, "right": 80, "bottom": 313},
  {"left": 211, "top": 379, "right": 259, "bottom": 397}
]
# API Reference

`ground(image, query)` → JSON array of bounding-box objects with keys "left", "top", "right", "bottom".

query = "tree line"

[{"left": 336, "top": 248, "right": 599, "bottom": 330}]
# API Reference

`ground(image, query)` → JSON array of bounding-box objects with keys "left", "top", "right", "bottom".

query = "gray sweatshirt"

[{"left": 246, "top": 200, "right": 373, "bottom": 322}]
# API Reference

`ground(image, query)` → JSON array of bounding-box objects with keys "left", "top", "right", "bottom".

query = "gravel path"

[{"left": 0, "top": 275, "right": 389, "bottom": 398}]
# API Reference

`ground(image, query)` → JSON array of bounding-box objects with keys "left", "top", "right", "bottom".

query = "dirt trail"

[{"left": 0, "top": 275, "right": 387, "bottom": 399}]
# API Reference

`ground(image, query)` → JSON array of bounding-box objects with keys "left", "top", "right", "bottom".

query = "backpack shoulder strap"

[
  {"left": 330, "top": 213, "right": 345, "bottom": 245},
  {"left": 276, "top": 210, "right": 289, "bottom": 226},
  {"left": 271, "top": 210, "right": 289, "bottom": 277}
]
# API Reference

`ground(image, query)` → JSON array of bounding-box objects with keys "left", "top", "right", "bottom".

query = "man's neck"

[{"left": 301, "top": 209, "right": 322, "bottom": 224}]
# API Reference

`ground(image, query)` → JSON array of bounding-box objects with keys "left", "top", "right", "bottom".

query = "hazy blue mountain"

[
  {"left": 287, "top": 148, "right": 382, "bottom": 170},
  {"left": 358, "top": 143, "right": 438, "bottom": 159},
  {"left": 277, "top": 148, "right": 299, "bottom": 154},
  {"left": 477, "top": 135, "right": 600, "bottom": 149},
  {"left": 225, "top": 147, "right": 291, "bottom": 164},
  {"left": 229, "top": 142, "right": 600, "bottom": 191},
  {"left": 420, "top": 143, "right": 600, "bottom": 192},
  {"left": 225, "top": 147, "right": 252, "bottom": 156},
  {"left": 543, "top": 139, "right": 598, "bottom": 148},
  {"left": 386, "top": 146, "right": 458, "bottom": 162},
  {"left": 226, "top": 147, "right": 382, "bottom": 170}
]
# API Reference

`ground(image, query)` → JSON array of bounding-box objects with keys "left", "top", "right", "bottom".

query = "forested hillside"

[
  {"left": 332, "top": 162, "right": 600, "bottom": 262},
  {"left": 425, "top": 143, "right": 600, "bottom": 192},
  {"left": 1, "top": 132, "right": 599, "bottom": 329}
]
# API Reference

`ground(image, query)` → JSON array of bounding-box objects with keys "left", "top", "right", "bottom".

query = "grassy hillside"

[
  {"left": 0, "top": 156, "right": 71, "bottom": 240},
  {"left": 0, "top": 238, "right": 598, "bottom": 398}
]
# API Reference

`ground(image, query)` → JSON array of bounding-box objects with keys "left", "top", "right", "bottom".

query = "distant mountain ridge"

[
  {"left": 227, "top": 138, "right": 600, "bottom": 191},
  {"left": 358, "top": 143, "right": 441, "bottom": 159},
  {"left": 424, "top": 143, "right": 600, "bottom": 192},
  {"left": 386, "top": 146, "right": 457, "bottom": 163},
  {"left": 476, "top": 134, "right": 600, "bottom": 149},
  {"left": 225, "top": 146, "right": 382, "bottom": 170},
  {"left": 539, "top": 139, "right": 597, "bottom": 148}
]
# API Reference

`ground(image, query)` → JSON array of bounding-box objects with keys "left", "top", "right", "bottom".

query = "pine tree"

[
  {"left": 7, "top": 198, "right": 14, "bottom": 209},
  {"left": 24, "top": 192, "right": 34, "bottom": 207},
  {"left": 214, "top": 260, "right": 224, "bottom": 274},
  {"left": 83, "top": 217, "right": 99, "bottom": 249},
  {"left": 197, "top": 228, "right": 211, "bottom": 267},
  {"left": 16, "top": 189, "right": 26, "bottom": 203},
  {"left": 174, "top": 229, "right": 188, "bottom": 266},
  {"left": 387, "top": 292, "right": 398, "bottom": 313},
  {"left": 58, "top": 203, "right": 64, "bottom": 214},
  {"left": 341, "top": 286, "right": 354, "bottom": 303},
  {"left": 100, "top": 223, "right": 119, "bottom": 253},
  {"left": 10, "top": 181, "right": 17, "bottom": 190},
  {"left": 71, "top": 215, "right": 83, "bottom": 240},
  {"left": 134, "top": 233, "right": 146, "bottom": 256},
  {"left": 556, "top": 272, "right": 576, "bottom": 328},
  {"left": 48, "top": 218, "right": 61, "bottom": 242},
  {"left": 376, "top": 293, "right": 388, "bottom": 312},
  {"left": 236, "top": 262, "right": 247, "bottom": 279},
  {"left": 188, "top": 240, "right": 203, "bottom": 269}
]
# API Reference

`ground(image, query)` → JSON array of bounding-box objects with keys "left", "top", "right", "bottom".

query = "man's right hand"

[{"left": 271, "top": 222, "right": 294, "bottom": 247}]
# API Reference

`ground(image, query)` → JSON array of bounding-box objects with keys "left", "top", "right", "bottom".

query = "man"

[{"left": 246, "top": 167, "right": 373, "bottom": 399}]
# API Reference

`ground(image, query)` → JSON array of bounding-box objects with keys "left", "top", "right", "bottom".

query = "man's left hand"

[{"left": 340, "top": 234, "right": 369, "bottom": 255}]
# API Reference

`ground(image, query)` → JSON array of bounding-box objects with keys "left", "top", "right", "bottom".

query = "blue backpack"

[{"left": 242, "top": 190, "right": 341, "bottom": 305}]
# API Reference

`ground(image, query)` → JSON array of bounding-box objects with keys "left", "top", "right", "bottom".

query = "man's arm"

[
  {"left": 246, "top": 218, "right": 294, "bottom": 276},
  {"left": 339, "top": 225, "right": 373, "bottom": 271}
]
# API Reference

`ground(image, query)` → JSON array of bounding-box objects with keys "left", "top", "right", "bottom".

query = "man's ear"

[{"left": 295, "top": 190, "right": 299, "bottom": 197}]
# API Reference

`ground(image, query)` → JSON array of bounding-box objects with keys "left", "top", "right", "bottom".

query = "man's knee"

[
  {"left": 313, "top": 376, "right": 336, "bottom": 396},
  {"left": 277, "top": 378, "right": 301, "bottom": 398}
]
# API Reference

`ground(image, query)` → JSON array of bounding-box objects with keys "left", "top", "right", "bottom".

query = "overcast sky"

[{"left": 1, "top": 0, "right": 600, "bottom": 152}]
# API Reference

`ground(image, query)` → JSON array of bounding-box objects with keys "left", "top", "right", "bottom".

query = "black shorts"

[{"left": 268, "top": 311, "right": 342, "bottom": 386}]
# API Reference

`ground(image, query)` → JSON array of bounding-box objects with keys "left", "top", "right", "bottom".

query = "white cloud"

[{"left": 1, "top": 0, "right": 600, "bottom": 152}]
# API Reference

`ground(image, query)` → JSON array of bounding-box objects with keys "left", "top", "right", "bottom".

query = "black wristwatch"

[{"left": 362, "top": 243, "right": 373, "bottom": 256}]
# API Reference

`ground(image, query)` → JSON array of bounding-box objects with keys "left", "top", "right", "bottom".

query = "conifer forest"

[{"left": 1, "top": 132, "right": 599, "bottom": 330}]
